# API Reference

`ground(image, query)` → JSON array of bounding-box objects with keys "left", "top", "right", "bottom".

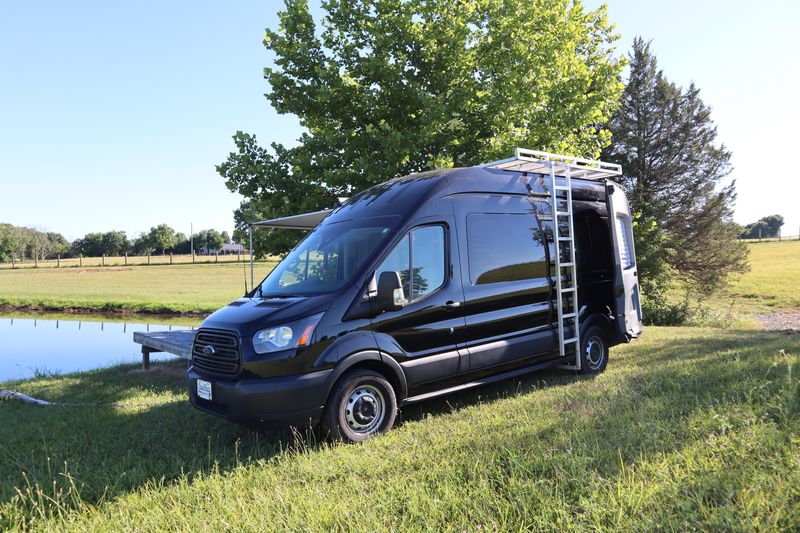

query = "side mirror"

[{"left": 376, "top": 271, "right": 406, "bottom": 312}]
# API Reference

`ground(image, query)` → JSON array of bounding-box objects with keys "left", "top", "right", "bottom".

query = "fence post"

[
  {"left": 11, "top": 254, "right": 15, "bottom": 269},
  {"left": 147, "top": 254, "right": 151, "bottom": 265},
  {"left": 170, "top": 253, "right": 173, "bottom": 265},
  {"left": 34, "top": 255, "right": 38, "bottom": 267},
  {"left": 102, "top": 254, "right": 105, "bottom": 266},
  {"left": 124, "top": 253, "right": 128, "bottom": 266},
  {"left": 57, "top": 254, "right": 60, "bottom": 268},
  {"left": 79, "top": 255, "right": 83, "bottom": 267},
  {"left": 192, "top": 252, "right": 195, "bottom": 264},
  {"left": 215, "top": 252, "right": 218, "bottom": 263}
]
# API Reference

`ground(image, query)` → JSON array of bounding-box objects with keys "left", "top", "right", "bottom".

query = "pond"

[{"left": 0, "top": 316, "right": 195, "bottom": 382}]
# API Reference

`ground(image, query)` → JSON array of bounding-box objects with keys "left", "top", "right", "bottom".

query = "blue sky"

[{"left": 1, "top": 0, "right": 798, "bottom": 240}]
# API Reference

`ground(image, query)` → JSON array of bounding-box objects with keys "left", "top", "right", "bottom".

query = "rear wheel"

[
  {"left": 322, "top": 369, "right": 397, "bottom": 443},
  {"left": 579, "top": 324, "right": 608, "bottom": 374}
]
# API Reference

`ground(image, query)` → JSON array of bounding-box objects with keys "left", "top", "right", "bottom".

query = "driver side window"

[{"left": 376, "top": 225, "right": 445, "bottom": 303}]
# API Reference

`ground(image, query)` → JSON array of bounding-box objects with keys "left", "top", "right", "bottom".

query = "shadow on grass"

[{"left": 1, "top": 329, "right": 797, "bottom": 514}]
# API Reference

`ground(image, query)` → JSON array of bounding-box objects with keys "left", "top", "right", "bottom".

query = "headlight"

[{"left": 252, "top": 313, "right": 323, "bottom": 355}]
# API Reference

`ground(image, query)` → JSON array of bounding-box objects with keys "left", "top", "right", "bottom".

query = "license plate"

[{"left": 196, "top": 379, "right": 212, "bottom": 401}]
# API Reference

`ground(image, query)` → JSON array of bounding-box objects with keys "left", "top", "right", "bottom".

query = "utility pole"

[{"left": 190, "top": 222, "right": 194, "bottom": 258}]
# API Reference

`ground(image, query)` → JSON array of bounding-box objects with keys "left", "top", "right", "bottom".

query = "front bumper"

[{"left": 187, "top": 367, "right": 332, "bottom": 427}]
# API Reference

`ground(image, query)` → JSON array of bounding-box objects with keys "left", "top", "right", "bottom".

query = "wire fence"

[
  {"left": 0, "top": 252, "right": 257, "bottom": 270},
  {"left": 738, "top": 235, "right": 800, "bottom": 243}
]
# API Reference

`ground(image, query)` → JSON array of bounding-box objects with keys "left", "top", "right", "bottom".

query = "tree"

[
  {"left": 219, "top": 0, "right": 625, "bottom": 256},
  {"left": 740, "top": 214, "right": 784, "bottom": 239},
  {"left": 603, "top": 38, "right": 748, "bottom": 295},
  {"left": 101, "top": 231, "right": 129, "bottom": 256},
  {"left": 147, "top": 224, "right": 177, "bottom": 255}
]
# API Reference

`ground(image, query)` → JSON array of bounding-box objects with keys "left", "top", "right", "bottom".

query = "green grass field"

[
  {"left": 0, "top": 240, "right": 796, "bottom": 318},
  {"left": 712, "top": 240, "right": 800, "bottom": 311},
  {"left": 1, "top": 327, "right": 798, "bottom": 530},
  {"left": 1, "top": 239, "right": 798, "bottom": 530},
  {"left": 0, "top": 261, "right": 278, "bottom": 315}
]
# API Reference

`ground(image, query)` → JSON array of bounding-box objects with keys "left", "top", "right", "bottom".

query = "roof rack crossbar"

[{"left": 483, "top": 147, "right": 622, "bottom": 180}]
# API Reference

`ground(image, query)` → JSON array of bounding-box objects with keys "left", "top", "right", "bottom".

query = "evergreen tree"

[{"left": 604, "top": 38, "right": 748, "bottom": 295}]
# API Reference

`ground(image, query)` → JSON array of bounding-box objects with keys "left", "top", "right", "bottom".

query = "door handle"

[{"left": 444, "top": 300, "right": 462, "bottom": 310}]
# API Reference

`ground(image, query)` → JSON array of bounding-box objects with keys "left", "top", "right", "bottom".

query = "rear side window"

[
  {"left": 467, "top": 213, "right": 547, "bottom": 284},
  {"left": 615, "top": 215, "right": 635, "bottom": 269},
  {"left": 376, "top": 225, "right": 446, "bottom": 302}
]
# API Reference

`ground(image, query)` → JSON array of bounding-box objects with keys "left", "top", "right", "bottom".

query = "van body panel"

[
  {"left": 607, "top": 181, "right": 644, "bottom": 340},
  {"left": 187, "top": 165, "right": 642, "bottom": 428}
]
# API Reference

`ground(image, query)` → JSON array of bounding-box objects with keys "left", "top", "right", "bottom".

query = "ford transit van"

[{"left": 187, "top": 149, "right": 643, "bottom": 442}]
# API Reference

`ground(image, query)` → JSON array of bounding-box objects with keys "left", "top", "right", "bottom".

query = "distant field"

[
  {"left": 705, "top": 240, "right": 800, "bottom": 312},
  {"left": 0, "top": 253, "right": 251, "bottom": 270},
  {"left": 0, "top": 261, "right": 278, "bottom": 314}
]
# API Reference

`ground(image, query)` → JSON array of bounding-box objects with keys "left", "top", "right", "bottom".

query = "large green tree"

[
  {"left": 603, "top": 38, "right": 748, "bottom": 295},
  {"left": 740, "top": 214, "right": 784, "bottom": 239},
  {"left": 219, "top": 0, "right": 625, "bottom": 255}
]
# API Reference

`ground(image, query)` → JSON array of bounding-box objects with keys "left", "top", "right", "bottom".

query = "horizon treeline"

[{"left": 0, "top": 223, "right": 239, "bottom": 262}]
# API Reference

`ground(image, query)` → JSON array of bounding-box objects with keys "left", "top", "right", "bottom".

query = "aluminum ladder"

[{"left": 549, "top": 163, "right": 581, "bottom": 370}]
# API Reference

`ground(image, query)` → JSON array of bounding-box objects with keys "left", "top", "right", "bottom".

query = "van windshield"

[{"left": 256, "top": 216, "right": 399, "bottom": 297}]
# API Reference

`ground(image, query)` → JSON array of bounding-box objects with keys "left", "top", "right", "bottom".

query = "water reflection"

[{"left": 0, "top": 317, "right": 194, "bottom": 382}]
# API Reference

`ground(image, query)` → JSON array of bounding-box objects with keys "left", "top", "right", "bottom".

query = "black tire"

[
  {"left": 322, "top": 369, "right": 397, "bottom": 443},
  {"left": 579, "top": 324, "right": 609, "bottom": 374}
]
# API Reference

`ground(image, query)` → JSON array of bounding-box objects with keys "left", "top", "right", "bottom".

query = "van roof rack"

[{"left": 483, "top": 148, "right": 622, "bottom": 180}]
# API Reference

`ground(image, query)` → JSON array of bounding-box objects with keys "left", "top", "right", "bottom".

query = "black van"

[{"left": 187, "top": 150, "right": 643, "bottom": 442}]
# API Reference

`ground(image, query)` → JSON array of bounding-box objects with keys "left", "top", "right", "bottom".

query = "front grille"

[{"left": 192, "top": 329, "right": 241, "bottom": 376}]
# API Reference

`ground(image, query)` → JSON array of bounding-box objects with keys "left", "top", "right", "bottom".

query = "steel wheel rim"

[
  {"left": 342, "top": 384, "right": 386, "bottom": 435},
  {"left": 585, "top": 335, "right": 605, "bottom": 369}
]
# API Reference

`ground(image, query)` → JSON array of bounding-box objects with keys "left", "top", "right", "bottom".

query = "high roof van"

[{"left": 187, "top": 149, "right": 643, "bottom": 442}]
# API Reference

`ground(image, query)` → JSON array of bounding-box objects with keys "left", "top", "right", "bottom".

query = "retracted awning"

[{"left": 251, "top": 208, "right": 333, "bottom": 230}]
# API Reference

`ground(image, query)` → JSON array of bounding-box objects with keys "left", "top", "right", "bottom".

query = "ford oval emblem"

[{"left": 202, "top": 345, "right": 216, "bottom": 356}]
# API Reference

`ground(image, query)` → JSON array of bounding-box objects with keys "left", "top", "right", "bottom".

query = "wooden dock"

[{"left": 133, "top": 330, "right": 195, "bottom": 369}]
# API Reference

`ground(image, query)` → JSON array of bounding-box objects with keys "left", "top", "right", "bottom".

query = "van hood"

[{"left": 200, "top": 295, "right": 334, "bottom": 337}]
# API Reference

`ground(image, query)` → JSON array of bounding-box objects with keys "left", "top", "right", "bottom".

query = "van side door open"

[{"left": 607, "top": 182, "right": 643, "bottom": 340}]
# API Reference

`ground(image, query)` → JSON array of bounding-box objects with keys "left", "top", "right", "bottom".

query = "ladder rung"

[
  {"left": 554, "top": 185, "right": 571, "bottom": 191},
  {"left": 555, "top": 211, "right": 570, "bottom": 216},
  {"left": 563, "top": 337, "right": 579, "bottom": 344},
  {"left": 557, "top": 236, "right": 572, "bottom": 241},
  {"left": 559, "top": 262, "right": 575, "bottom": 268},
  {"left": 562, "top": 312, "right": 577, "bottom": 319},
  {"left": 561, "top": 287, "right": 576, "bottom": 292}
]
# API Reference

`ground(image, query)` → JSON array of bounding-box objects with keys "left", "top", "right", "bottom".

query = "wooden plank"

[{"left": 133, "top": 330, "right": 195, "bottom": 359}]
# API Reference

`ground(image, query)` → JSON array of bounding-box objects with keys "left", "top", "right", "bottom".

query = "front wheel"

[
  {"left": 579, "top": 325, "right": 609, "bottom": 374},
  {"left": 322, "top": 369, "right": 397, "bottom": 443}
]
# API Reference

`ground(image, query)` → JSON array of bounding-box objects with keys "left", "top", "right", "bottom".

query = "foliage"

[
  {"left": 604, "top": 38, "right": 749, "bottom": 295},
  {"left": 145, "top": 224, "right": 177, "bottom": 255},
  {"left": 71, "top": 231, "right": 130, "bottom": 257},
  {"left": 0, "top": 223, "right": 70, "bottom": 262},
  {"left": 1, "top": 329, "right": 798, "bottom": 530},
  {"left": 219, "top": 0, "right": 626, "bottom": 256},
  {"left": 740, "top": 214, "right": 784, "bottom": 239}
]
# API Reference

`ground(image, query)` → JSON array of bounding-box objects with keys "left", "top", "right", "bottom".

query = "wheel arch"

[
  {"left": 580, "top": 311, "right": 617, "bottom": 346},
  {"left": 322, "top": 350, "right": 408, "bottom": 404}
]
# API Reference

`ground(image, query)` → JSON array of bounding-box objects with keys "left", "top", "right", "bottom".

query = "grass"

[
  {"left": 660, "top": 240, "right": 800, "bottom": 328},
  {"left": 1, "top": 327, "right": 798, "bottom": 531},
  {"left": 714, "top": 240, "right": 800, "bottom": 312},
  {"left": 0, "top": 254, "right": 252, "bottom": 270},
  {"left": 0, "top": 261, "right": 278, "bottom": 315}
]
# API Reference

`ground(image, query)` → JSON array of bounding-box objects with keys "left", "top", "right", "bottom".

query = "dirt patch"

[{"left": 755, "top": 309, "right": 800, "bottom": 333}]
